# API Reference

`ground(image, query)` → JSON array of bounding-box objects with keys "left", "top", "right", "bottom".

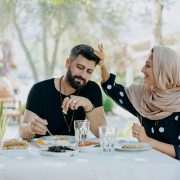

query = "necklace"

[{"left": 59, "top": 76, "right": 77, "bottom": 135}]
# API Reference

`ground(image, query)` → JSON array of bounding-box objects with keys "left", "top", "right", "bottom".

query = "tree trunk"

[
  {"left": 50, "top": 36, "right": 60, "bottom": 75},
  {"left": 152, "top": 0, "right": 163, "bottom": 46},
  {"left": 42, "top": 23, "right": 50, "bottom": 79},
  {"left": 41, "top": 4, "right": 50, "bottom": 79},
  {"left": 12, "top": 8, "right": 39, "bottom": 82}
]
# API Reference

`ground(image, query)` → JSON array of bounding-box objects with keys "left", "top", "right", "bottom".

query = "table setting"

[{"left": 0, "top": 120, "right": 180, "bottom": 180}]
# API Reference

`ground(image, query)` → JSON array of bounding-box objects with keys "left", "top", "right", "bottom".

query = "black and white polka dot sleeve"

[
  {"left": 101, "top": 73, "right": 138, "bottom": 117},
  {"left": 174, "top": 145, "right": 180, "bottom": 160}
]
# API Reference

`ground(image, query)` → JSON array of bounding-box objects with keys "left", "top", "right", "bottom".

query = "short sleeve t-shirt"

[{"left": 26, "top": 78, "right": 102, "bottom": 137}]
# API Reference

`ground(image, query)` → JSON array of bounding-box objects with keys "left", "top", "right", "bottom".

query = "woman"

[{"left": 96, "top": 45, "right": 180, "bottom": 160}]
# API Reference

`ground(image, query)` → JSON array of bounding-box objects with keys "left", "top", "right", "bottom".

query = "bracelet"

[
  {"left": 85, "top": 105, "right": 95, "bottom": 114},
  {"left": 28, "top": 122, "right": 35, "bottom": 135}
]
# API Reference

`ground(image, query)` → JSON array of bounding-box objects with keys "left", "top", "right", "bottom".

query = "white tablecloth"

[{"left": 0, "top": 142, "right": 180, "bottom": 180}]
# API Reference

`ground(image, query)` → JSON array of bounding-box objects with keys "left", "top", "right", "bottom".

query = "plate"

[
  {"left": 115, "top": 142, "right": 152, "bottom": 152},
  {"left": 41, "top": 135, "right": 73, "bottom": 141},
  {"left": 78, "top": 141, "right": 100, "bottom": 147},
  {"left": 0, "top": 149, "right": 29, "bottom": 156},
  {"left": 39, "top": 148, "right": 77, "bottom": 157},
  {"left": 37, "top": 136, "right": 74, "bottom": 148},
  {"left": 2, "top": 139, "right": 28, "bottom": 149}
]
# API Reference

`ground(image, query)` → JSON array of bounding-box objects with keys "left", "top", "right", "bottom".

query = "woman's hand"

[
  {"left": 94, "top": 44, "right": 105, "bottom": 67},
  {"left": 94, "top": 44, "right": 110, "bottom": 81},
  {"left": 132, "top": 123, "right": 150, "bottom": 142}
]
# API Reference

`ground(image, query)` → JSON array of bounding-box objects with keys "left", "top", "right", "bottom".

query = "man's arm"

[
  {"left": 61, "top": 95, "right": 106, "bottom": 137},
  {"left": 85, "top": 106, "right": 106, "bottom": 137},
  {"left": 19, "top": 110, "right": 47, "bottom": 140}
]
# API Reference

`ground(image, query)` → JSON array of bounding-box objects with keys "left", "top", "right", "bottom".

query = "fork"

[{"left": 45, "top": 126, "right": 53, "bottom": 136}]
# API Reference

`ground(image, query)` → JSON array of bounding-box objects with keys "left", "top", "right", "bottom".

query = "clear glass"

[
  {"left": 74, "top": 120, "right": 90, "bottom": 151},
  {"left": 99, "top": 126, "right": 117, "bottom": 153}
]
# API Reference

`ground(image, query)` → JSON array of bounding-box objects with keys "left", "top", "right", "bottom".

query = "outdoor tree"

[
  {"left": 0, "top": 0, "right": 91, "bottom": 82},
  {"left": 0, "top": 0, "right": 176, "bottom": 82}
]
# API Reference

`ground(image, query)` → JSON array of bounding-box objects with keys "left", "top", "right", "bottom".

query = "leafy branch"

[{"left": 0, "top": 102, "right": 8, "bottom": 140}]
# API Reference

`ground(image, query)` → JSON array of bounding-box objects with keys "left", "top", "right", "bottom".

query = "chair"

[{"left": 0, "top": 97, "right": 22, "bottom": 125}]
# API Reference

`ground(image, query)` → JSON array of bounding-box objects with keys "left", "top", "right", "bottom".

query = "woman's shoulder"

[{"left": 168, "top": 112, "right": 180, "bottom": 121}]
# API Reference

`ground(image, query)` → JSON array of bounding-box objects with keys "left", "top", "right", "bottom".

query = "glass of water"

[
  {"left": 74, "top": 120, "right": 90, "bottom": 151},
  {"left": 99, "top": 126, "right": 117, "bottom": 153}
]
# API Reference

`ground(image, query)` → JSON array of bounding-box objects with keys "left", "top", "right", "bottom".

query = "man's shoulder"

[
  {"left": 80, "top": 80, "right": 102, "bottom": 103},
  {"left": 85, "top": 80, "right": 100, "bottom": 89},
  {"left": 80, "top": 80, "right": 101, "bottom": 94},
  {"left": 32, "top": 78, "right": 54, "bottom": 89}
]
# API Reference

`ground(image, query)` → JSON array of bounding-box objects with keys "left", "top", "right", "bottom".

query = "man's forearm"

[{"left": 86, "top": 106, "right": 106, "bottom": 137}]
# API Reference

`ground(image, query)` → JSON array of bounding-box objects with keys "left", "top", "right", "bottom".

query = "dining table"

[{"left": 0, "top": 137, "right": 180, "bottom": 180}]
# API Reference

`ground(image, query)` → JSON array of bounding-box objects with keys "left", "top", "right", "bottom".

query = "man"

[{"left": 20, "top": 44, "right": 106, "bottom": 140}]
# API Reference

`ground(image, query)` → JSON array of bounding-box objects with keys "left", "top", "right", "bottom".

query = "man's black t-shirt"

[{"left": 26, "top": 78, "right": 102, "bottom": 137}]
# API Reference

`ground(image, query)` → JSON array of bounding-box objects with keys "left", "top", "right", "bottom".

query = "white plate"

[
  {"left": 39, "top": 148, "right": 77, "bottom": 157},
  {"left": 115, "top": 142, "right": 152, "bottom": 152},
  {"left": 41, "top": 135, "right": 74, "bottom": 141},
  {"left": 37, "top": 136, "right": 74, "bottom": 148},
  {"left": 1, "top": 148, "right": 29, "bottom": 155}
]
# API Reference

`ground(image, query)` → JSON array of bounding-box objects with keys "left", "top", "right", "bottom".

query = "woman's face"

[{"left": 141, "top": 53, "right": 155, "bottom": 86}]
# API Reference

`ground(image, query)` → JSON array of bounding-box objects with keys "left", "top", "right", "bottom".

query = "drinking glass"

[
  {"left": 99, "top": 126, "right": 117, "bottom": 153},
  {"left": 74, "top": 120, "right": 90, "bottom": 151}
]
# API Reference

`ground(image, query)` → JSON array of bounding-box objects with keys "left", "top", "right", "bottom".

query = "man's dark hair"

[{"left": 69, "top": 44, "right": 100, "bottom": 65}]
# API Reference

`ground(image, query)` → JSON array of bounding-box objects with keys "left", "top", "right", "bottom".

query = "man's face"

[{"left": 66, "top": 54, "right": 96, "bottom": 89}]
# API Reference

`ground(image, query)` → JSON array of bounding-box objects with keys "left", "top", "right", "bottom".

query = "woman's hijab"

[{"left": 126, "top": 46, "right": 180, "bottom": 120}]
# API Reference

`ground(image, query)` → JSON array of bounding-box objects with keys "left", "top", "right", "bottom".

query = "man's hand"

[
  {"left": 61, "top": 95, "right": 93, "bottom": 114},
  {"left": 28, "top": 116, "right": 48, "bottom": 135}
]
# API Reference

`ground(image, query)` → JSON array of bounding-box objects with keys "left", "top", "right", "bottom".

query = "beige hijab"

[{"left": 125, "top": 46, "right": 180, "bottom": 120}]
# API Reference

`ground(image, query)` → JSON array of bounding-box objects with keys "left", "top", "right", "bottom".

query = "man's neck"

[{"left": 60, "top": 76, "right": 76, "bottom": 95}]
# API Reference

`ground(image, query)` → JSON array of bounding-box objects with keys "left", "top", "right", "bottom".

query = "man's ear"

[{"left": 65, "top": 58, "right": 71, "bottom": 68}]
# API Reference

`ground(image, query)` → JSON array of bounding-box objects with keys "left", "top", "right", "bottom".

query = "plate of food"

[
  {"left": 41, "top": 135, "right": 73, "bottom": 141},
  {"left": 37, "top": 135, "right": 74, "bottom": 148},
  {"left": 77, "top": 140, "right": 100, "bottom": 152},
  {"left": 78, "top": 141, "right": 100, "bottom": 147},
  {"left": 37, "top": 138, "right": 53, "bottom": 148},
  {"left": 2, "top": 139, "right": 29, "bottom": 153},
  {"left": 39, "top": 145, "right": 77, "bottom": 157},
  {"left": 115, "top": 142, "right": 152, "bottom": 152}
]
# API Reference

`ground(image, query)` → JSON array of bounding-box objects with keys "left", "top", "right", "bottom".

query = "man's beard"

[{"left": 66, "top": 68, "right": 87, "bottom": 90}]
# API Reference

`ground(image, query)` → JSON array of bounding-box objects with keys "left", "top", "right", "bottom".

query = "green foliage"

[
  {"left": 0, "top": 102, "right": 8, "bottom": 140},
  {"left": 134, "top": 75, "right": 143, "bottom": 83},
  {"left": 0, "top": 102, "right": 3, "bottom": 119},
  {"left": 116, "top": 73, "right": 126, "bottom": 85},
  {"left": 21, "top": 103, "right": 26, "bottom": 115},
  {"left": 103, "top": 96, "right": 113, "bottom": 113}
]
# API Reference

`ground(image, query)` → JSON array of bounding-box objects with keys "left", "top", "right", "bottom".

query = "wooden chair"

[{"left": 0, "top": 97, "right": 22, "bottom": 125}]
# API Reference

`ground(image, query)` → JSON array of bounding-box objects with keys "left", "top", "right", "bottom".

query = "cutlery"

[{"left": 46, "top": 126, "right": 53, "bottom": 136}]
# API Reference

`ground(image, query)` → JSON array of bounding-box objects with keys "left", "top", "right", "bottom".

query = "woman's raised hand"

[{"left": 94, "top": 44, "right": 105, "bottom": 67}]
